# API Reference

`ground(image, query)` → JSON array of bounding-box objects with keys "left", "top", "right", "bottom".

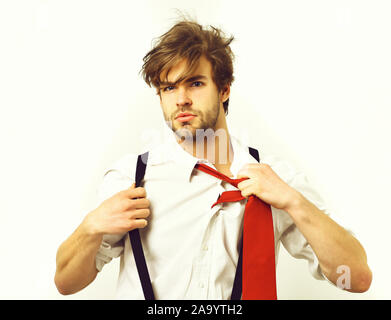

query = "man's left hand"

[{"left": 237, "top": 163, "right": 301, "bottom": 211}]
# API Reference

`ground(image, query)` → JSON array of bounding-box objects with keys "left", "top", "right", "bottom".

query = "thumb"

[{"left": 130, "top": 182, "right": 136, "bottom": 188}]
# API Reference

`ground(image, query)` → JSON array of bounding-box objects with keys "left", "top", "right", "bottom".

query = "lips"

[
  {"left": 175, "top": 112, "right": 196, "bottom": 122},
  {"left": 176, "top": 112, "right": 196, "bottom": 119}
]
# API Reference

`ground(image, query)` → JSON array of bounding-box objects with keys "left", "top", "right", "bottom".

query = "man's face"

[{"left": 158, "top": 55, "right": 227, "bottom": 141}]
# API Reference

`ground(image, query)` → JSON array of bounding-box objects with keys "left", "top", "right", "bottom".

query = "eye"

[
  {"left": 191, "top": 81, "right": 203, "bottom": 87},
  {"left": 163, "top": 86, "right": 175, "bottom": 92}
]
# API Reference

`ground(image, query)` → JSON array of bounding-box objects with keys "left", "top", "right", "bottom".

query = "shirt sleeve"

[
  {"left": 274, "top": 170, "right": 327, "bottom": 280},
  {"left": 95, "top": 154, "right": 137, "bottom": 272},
  {"left": 273, "top": 160, "right": 355, "bottom": 281}
]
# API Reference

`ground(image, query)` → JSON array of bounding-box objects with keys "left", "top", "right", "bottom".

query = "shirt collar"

[{"left": 147, "top": 126, "right": 259, "bottom": 182}]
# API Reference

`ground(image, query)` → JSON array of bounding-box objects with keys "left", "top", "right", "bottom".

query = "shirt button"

[
  {"left": 199, "top": 283, "right": 204, "bottom": 288},
  {"left": 203, "top": 246, "right": 208, "bottom": 251}
]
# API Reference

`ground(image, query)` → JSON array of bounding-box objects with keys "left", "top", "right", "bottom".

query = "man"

[{"left": 54, "top": 20, "right": 372, "bottom": 299}]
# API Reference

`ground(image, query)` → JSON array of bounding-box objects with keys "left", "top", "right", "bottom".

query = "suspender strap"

[
  {"left": 230, "top": 236, "right": 243, "bottom": 300},
  {"left": 248, "top": 146, "right": 260, "bottom": 163},
  {"left": 128, "top": 151, "right": 155, "bottom": 300},
  {"left": 130, "top": 147, "right": 260, "bottom": 300},
  {"left": 230, "top": 146, "right": 260, "bottom": 300}
]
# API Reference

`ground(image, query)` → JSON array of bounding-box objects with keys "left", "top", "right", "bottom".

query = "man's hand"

[
  {"left": 237, "top": 163, "right": 301, "bottom": 211},
  {"left": 237, "top": 163, "right": 372, "bottom": 292},
  {"left": 83, "top": 183, "right": 151, "bottom": 235}
]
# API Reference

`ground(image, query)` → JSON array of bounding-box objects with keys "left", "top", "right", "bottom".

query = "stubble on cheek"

[{"left": 164, "top": 94, "right": 220, "bottom": 137}]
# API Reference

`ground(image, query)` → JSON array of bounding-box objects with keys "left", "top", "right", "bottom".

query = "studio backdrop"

[{"left": 0, "top": 0, "right": 390, "bottom": 299}]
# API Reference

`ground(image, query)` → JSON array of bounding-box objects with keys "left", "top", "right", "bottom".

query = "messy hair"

[{"left": 141, "top": 20, "right": 235, "bottom": 115}]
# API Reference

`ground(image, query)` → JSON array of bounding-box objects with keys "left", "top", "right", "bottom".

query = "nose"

[{"left": 176, "top": 87, "right": 192, "bottom": 108}]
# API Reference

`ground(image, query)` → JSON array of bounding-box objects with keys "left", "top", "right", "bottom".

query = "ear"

[{"left": 220, "top": 84, "right": 231, "bottom": 103}]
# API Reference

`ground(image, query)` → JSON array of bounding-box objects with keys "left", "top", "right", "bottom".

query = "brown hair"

[{"left": 141, "top": 20, "right": 235, "bottom": 115}]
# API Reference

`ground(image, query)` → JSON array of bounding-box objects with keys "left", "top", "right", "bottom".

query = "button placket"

[
  {"left": 203, "top": 206, "right": 221, "bottom": 299},
  {"left": 188, "top": 207, "right": 216, "bottom": 299}
]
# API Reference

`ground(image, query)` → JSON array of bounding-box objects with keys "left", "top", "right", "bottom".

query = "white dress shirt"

[{"left": 95, "top": 130, "right": 329, "bottom": 300}]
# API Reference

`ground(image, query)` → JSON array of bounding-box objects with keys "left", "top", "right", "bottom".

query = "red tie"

[{"left": 195, "top": 163, "right": 277, "bottom": 300}]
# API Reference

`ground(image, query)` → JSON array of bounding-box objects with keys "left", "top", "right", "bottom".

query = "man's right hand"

[{"left": 83, "top": 183, "right": 151, "bottom": 235}]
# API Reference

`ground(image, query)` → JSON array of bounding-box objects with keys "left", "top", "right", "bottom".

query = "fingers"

[
  {"left": 129, "top": 218, "right": 148, "bottom": 230},
  {"left": 122, "top": 183, "right": 151, "bottom": 230},
  {"left": 126, "top": 209, "right": 150, "bottom": 231},
  {"left": 240, "top": 188, "right": 252, "bottom": 198},
  {"left": 127, "top": 197, "right": 150, "bottom": 209},
  {"left": 127, "top": 208, "right": 150, "bottom": 219},
  {"left": 122, "top": 185, "right": 147, "bottom": 199},
  {"left": 237, "top": 179, "right": 251, "bottom": 190}
]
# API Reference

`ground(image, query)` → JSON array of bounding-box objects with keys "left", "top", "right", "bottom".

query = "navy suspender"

[
  {"left": 128, "top": 151, "right": 155, "bottom": 300},
  {"left": 129, "top": 147, "right": 260, "bottom": 300},
  {"left": 248, "top": 146, "right": 260, "bottom": 164},
  {"left": 230, "top": 147, "right": 260, "bottom": 300}
]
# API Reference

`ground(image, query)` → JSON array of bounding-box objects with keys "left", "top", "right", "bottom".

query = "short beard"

[{"left": 169, "top": 97, "right": 220, "bottom": 143}]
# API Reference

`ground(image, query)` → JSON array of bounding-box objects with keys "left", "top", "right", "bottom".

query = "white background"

[{"left": 0, "top": 0, "right": 390, "bottom": 299}]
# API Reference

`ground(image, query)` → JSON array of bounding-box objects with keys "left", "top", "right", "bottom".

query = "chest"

[{"left": 140, "top": 164, "right": 244, "bottom": 247}]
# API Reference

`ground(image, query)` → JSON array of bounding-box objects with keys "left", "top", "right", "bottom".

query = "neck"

[
  {"left": 180, "top": 129, "right": 233, "bottom": 165},
  {"left": 176, "top": 107, "right": 234, "bottom": 170}
]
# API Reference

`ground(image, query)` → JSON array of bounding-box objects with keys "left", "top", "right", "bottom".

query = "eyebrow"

[{"left": 159, "top": 75, "right": 208, "bottom": 87}]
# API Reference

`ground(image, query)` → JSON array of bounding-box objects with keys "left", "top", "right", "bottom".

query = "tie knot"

[
  {"left": 195, "top": 163, "right": 248, "bottom": 208},
  {"left": 195, "top": 163, "right": 247, "bottom": 188}
]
